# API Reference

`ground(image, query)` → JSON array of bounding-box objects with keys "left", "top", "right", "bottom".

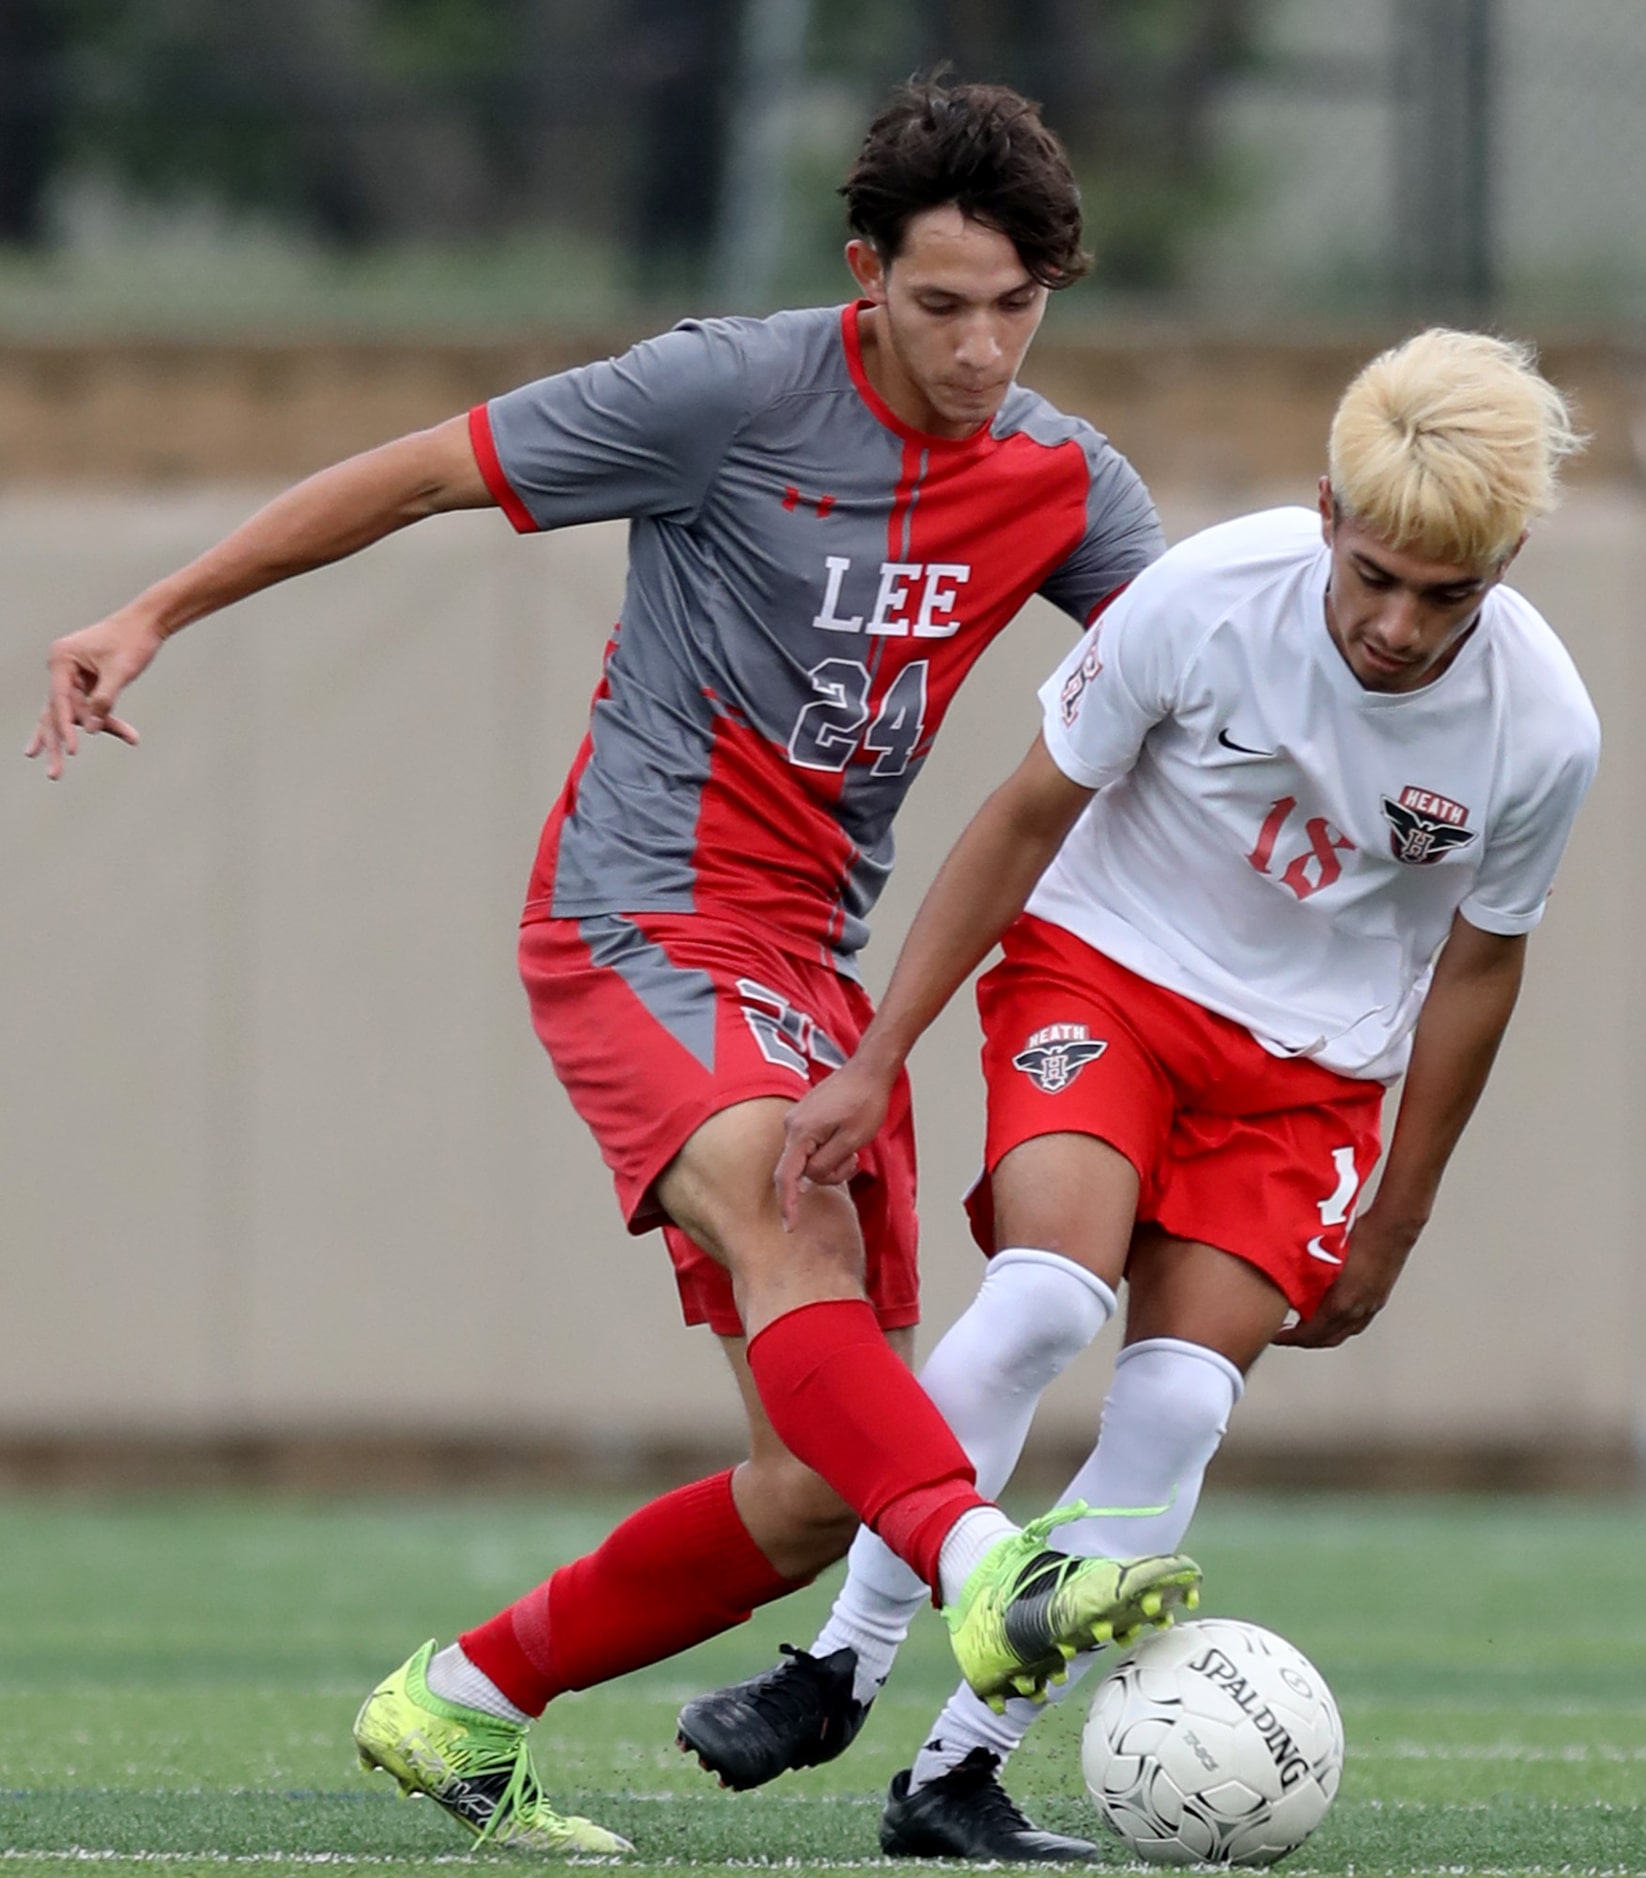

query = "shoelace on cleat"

[
  {"left": 735, "top": 1645, "right": 848, "bottom": 1742},
  {"left": 416, "top": 1716, "right": 561, "bottom": 1847},
  {"left": 477, "top": 1737, "right": 545, "bottom": 1846},
  {"left": 938, "top": 1749, "right": 1040, "bottom": 1833},
  {"left": 1014, "top": 1503, "right": 1094, "bottom": 1550},
  {"left": 957, "top": 1503, "right": 1097, "bottom": 1606},
  {"left": 944, "top": 1504, "right": 1097, "bottom": 1639}
]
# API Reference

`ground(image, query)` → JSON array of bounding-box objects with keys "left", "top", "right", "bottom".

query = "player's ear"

[
  {"left": 1316, "top": 476, "right": 1335, "bottom": 540},
  {"left": 1495, "top": 528, "right": 1530, "bottom": 579},
  {"left": 846, "top": 238, "right": 888, "bottom": 303}
]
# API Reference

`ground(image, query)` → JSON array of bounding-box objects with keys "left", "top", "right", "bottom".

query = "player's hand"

[
  {"left": 1273, "top": 1207, "right": 1422, "bottom": 1349},
  {"left": 775, "top": 1059, "right": 893, "bottom": 1229},
  {"left": 26, "top": 612, "right": 163, "bottom": 780}
]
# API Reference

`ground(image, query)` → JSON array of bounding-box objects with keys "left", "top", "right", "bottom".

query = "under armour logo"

[{"left": 782, "top": 485, "right": 835, "bottom": 518}]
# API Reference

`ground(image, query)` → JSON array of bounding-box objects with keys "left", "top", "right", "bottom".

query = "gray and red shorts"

[
  {"left": 968, "top": 915, "right": 1385, "bottom": 1320},
  {"left": 519, "top": 910, "right": 919, "bottom": 1338}
]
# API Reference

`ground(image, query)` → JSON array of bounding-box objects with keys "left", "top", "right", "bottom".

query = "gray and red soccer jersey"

[{"left": 471, "top": 301, "right": 1161, "bottom": 969}]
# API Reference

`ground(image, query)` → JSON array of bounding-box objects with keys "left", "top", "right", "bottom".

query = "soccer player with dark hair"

[
  {"left": 29, "top": 77, "right": 1198, "bottom": 1856},
  {"left": 683, "top": 329, "right": 1598, "bottom": 1860}
]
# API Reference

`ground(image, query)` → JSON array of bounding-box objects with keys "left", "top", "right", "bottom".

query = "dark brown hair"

[{"left": 841, "top": 76, "right": 1091, "bottom": 289}]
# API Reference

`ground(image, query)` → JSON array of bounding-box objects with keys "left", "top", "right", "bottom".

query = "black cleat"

[
  {"left": 880, "top": 1748, "right": 1098, "bottom": 1863},
  {"left": 676, "top": 1644, "right": 871, "bottom": 1790}
]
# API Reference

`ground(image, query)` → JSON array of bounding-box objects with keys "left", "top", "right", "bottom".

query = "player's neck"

[{"left": 854, "top": 305, "right": 978, "bottom": 442}]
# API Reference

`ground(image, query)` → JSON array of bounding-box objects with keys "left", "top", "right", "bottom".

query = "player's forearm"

[
  {"left": 1370, "top": 925, "right": 1526, "bottom": 1228},
  {"left": 857, "top": 747, "right": 1091, "bottom": 1077},
  {"left": 132, "top": 419, "right": 490, "bottom": 641}
]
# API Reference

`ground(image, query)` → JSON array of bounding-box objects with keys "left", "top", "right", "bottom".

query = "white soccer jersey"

[{"left": 1030, "top": 506, "right": 1599, "bottom": 1083}]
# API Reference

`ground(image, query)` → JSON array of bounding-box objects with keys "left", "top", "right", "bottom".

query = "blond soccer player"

[{"left": 679, "top": 330, "right": 1598, "bottom": 1863}]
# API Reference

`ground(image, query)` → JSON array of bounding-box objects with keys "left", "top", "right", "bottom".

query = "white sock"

[
  {"left": 909, "top": 1337, "right": 1242, "bottom": 1791},
  {"left": 423, "top": 1641, "right": 533, "bottom": 1724},
  {"left": 1053, "top": 1337, "right": 1244, "bottom": 1559},
  {"left": 910, "top": 1686, "right": 1026, "bottom": 1791},
  {"left": 813, "top": 1250, "right": 1116, "bottom": 1701},
  {"left": 815, "top": 1521, "right": 935, "bottom": 1705},
  {"left": 936, "top": 1505, "right": 1019, "bottom": 1605}
]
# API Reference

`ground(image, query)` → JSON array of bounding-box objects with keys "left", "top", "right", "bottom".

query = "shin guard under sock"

[{"left": 746, "top": 1297, "right": 984, "bottom": 1588}]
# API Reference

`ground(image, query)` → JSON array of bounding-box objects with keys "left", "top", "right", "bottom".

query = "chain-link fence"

[
  {"left": 1186, "top": 0, "right": 1646, "bottom": 327},
  {"left": 0, "top": 0, "right": 1640, "bottom": 332}
]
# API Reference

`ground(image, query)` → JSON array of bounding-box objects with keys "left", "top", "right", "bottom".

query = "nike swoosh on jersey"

[
  {"left": 1217, "top": 728, "right": 1278, "bottom": 757},
  {"left": 1305, "top": 1235, "right": 1344, "bottom": 1265}
]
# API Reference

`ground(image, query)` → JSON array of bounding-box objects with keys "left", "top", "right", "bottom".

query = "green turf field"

[{"left": 1, "top": 1489, "right": 1642, "bottom": 1874}]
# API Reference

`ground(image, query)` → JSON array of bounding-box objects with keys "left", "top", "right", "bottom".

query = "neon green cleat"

[
  {"left": 353, "top": 1640, "right": 633, "bottom": 1855},
  {"left": 945, "top": 1508, "right": 1201, "bottom": 1713}
]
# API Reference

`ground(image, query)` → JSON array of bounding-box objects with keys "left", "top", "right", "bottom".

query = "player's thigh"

[
  {"left": 655, "top": 1096, "right": 867, "bottom": 1335},
  {"left": 972, "top": 916, "right": 1170, "bottom": 1278},
  {"left": 1122, "top": 1227, "right": 1292, "bottom": 1373},
  {"left": 519, "top": 912, "right": 821, "bottom": 1236},
  {"left": 1153, "top": 1074, "right": 1383, "bottom": 1327},
  {"left": 991, "top": 1131, "right": 1140, "bottom": 1288}
]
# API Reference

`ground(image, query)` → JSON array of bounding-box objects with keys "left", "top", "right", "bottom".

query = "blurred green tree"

[
  {"left": 42, "top": 0, "right": 555, "bottom": 245},
  {"left": 13, "top": 0, "right": 1255, "bottom": 297},
  {"left": 0, "top": 0, "right": 64, "bottom": 242}
]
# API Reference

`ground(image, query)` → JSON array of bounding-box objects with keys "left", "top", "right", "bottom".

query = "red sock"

[
  {"left": 458, "top": 1469, "right": 797, "bottom": 1714},
  {"left": 746, "top": 1297, "right": 985, "bottom": 1589}
]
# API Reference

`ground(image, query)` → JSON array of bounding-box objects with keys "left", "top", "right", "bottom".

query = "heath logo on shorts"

[
  {"left": 1381, "top": 786, "right": 1478, "bottom": 865},
  {"left": 1013, "top": 1023, "right": 1108, "bottom": 1093}
]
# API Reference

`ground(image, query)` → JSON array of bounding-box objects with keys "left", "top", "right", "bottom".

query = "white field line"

[
  {"left": 4, "top": 1860, "right": 1646, "bottom": 1878},
  {"left": 0, "top": 1858, "right": 898, "bottom": 1871},
  {"left": 1356, "top": 1741, "right": 1646, "bottom": 1762}
]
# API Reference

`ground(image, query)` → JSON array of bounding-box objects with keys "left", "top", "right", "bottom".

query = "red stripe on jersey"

[
  {"left": 523, "top": 636, "right": 618, "bottom": 909},
  {"left": 881, "top": 428, "right": 1093, "bottom": 737},
  {"left": 888, "top": 438, "right": 920, "bottom": 563},
  {"left": 468, "top": 404, "right": 539, "bottom": 535}
]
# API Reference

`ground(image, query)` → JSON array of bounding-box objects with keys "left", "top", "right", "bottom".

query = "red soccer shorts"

[
  {"left": 518, "top": 910, "right": 919, "bottom": 1338},
  {"left": 966, "top": 915, "right": 1385, "bottom": 1320}
]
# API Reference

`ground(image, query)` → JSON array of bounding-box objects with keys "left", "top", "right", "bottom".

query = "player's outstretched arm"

[
  {"left": 776, "top": 734, "right": 1092, "bottom": 1226},
  {"left": 1278, "top": 913, "right": 1527, "bottom": 1350},
  {"left": 26, "top": 415, "right": 491, "bottom": 780}
]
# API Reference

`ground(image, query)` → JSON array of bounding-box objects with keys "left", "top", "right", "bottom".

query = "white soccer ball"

[{"left": 1080, "top": 1617, "right": 1344, "bottom": 1867}]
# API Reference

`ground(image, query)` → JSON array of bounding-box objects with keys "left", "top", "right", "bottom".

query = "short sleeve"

[
  {"left": 472, "top": 319, "right": 751, "bottom": 534},
  {"left": 1037, "top": 562, "right": 1183, "bottom": 788},
  {"left": 1461, "top": 728, "right": 1600, "bottom": 935},
  {"left": 1036, "top": 447, "right": 1164, "bottom": 625}
]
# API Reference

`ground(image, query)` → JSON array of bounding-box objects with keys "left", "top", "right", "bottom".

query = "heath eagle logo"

[
  {"left": 1013, "top": 1023, "right": 1108, "bottom": 1093},
  {"left": 1059, "top": 641, "right": 1104, "bottom": 725},
  {"left": 1381, "top": 786, "right": 1479, "bottom": 865}
]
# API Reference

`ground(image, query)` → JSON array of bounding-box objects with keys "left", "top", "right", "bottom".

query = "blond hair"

[{"left": 1327, "top": 328, "right": 1584, "bottom": 568}]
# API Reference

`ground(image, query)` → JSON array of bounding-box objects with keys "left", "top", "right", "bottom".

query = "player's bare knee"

[
  {"left": 772, "top": 1467, "right": 859, "bottom": 1572},
  {"left": 726, "top": 1185, "right": 868, "bottom": 1334},
  {"left": 735, "top": 1450, "right": 858, "bottom": 1578}
]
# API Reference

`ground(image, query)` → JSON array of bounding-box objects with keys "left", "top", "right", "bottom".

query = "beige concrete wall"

[{"left": 4, "top": 485, "right": 1642, "bottom": 1461}]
